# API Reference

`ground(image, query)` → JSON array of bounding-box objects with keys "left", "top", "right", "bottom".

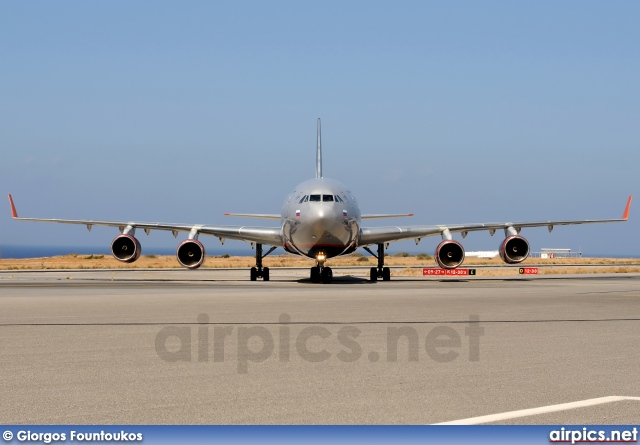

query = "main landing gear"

[
  {"left": 363, "top": 244, "right": 391, "bottom": 282},
  {"left": 310, "top": 251, "right": 333, "bottom": 284},
  {"left": 250, "top": 244, "right": 277, "bottom": 281}
]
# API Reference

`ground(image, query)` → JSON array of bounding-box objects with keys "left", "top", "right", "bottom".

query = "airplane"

[{"left": 7, "top": 119, "right": 633, "bottom": 284}]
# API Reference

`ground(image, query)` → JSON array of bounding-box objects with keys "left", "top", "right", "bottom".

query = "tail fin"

[{"left": 316, "top": 118, "right": 322, "bottom": 178}]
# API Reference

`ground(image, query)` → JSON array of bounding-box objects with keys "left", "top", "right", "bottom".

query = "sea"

[{"left": 0, "top": 245, "right": 254, "bottom": 259}]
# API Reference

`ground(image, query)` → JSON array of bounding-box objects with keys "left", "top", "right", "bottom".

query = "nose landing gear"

[
  {"left": 310, "top": 251, "right": 333, "bottom": 283},
  {"left": 310, "top": 265, "right": 333, "bottom": 283}
]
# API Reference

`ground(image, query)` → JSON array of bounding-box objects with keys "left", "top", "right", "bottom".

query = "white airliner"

[{"left": 7, "top": 119, "right": 632, "bottom": 283}]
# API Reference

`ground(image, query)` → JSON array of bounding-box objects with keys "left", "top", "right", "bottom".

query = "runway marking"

[
  {"left": 0, "top": 281, "right": 286, "bottom": 287},
  {"left": 434, "top": 396, "right": 640, "bottom": 425},
  {"left": 2, "top": 318, "right": 640, "bottom": 327},
  {"left": 0, "top": 277, "right": 637, "bottom": 288}
]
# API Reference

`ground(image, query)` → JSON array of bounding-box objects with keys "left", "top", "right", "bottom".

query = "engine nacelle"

[
  {"left": 111, "top": 234, "right": 141, "bottom": 263},
  {"left": 177, "top": 239, "right": 205, "bottom": 269},
  {"left": 499, "top": 235, "right": 530, "bottom": 264},
  {"left": 435, "top": 240, "right": 465, "bottom": 269}
]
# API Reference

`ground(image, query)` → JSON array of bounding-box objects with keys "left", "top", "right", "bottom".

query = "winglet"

[
  {"left": 622, "top": 195, "right": 632, "bottom": 220},
  {"left": 8, "top": 194, "right": 18, "bottom": 218}
]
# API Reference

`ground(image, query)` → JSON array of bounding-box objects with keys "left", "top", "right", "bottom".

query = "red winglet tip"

[
  {"left": 224, "top": 213, "right": 230, "bottom": 216},
  {"left": 622, "top": 195, "right": 632, "bottom": 220},
  {"left": 408, "top": 213, "right": 414, "bottom": 217},
  {"left": 8, "top": 194, "right": 18, "bottom": 218}
]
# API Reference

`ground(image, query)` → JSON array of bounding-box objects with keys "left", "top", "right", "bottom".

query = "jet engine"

[
  {"left": 435, "top": 240, "right": 465, "bottom": 269},
  {"left": 177, "top": 239, "right": 206, "bottom": 269},
  {"left": 111, "top": 234, "right": 141, "bottom": 263},
  {"left": 499, "top": 235, "right": 530, "bottom": 264}
]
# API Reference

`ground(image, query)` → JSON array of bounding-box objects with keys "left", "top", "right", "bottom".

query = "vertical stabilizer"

[{"left": 316, "top": 118, "right": 322, "bottom": 178}]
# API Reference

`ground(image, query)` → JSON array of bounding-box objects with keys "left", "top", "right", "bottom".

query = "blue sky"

[{"left": 1, "top": 1, "right": 638, "bottom": 256}]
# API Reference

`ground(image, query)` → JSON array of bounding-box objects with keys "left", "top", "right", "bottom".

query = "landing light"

[{"left": 316, "top": 252, "right": 327, "bottom": 263}]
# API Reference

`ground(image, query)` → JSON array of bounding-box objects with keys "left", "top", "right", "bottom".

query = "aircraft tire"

[
  {"left": 310, "top": 266, "right": 320, "bottom": 283},
  {"left": 321, "top": 267, "right": 333, "bottom": 284}
]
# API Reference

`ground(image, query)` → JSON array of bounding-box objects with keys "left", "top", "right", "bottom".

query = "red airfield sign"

[{"left": 423, "top": 268, "right": 476, "bottom": 276}]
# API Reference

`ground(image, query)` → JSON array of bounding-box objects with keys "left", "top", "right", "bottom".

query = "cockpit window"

[
  {"left": 298, "top": 195, "right": 307, "bottom": 204},
  {"left": 322, "top": 195, "right": 334, "bottom": 202},
  {"left": 309, "top": 195, "right": 321, "bottom": 202},
  {"left": 335, "top": 195, "right": 343, "bottom": 203}
]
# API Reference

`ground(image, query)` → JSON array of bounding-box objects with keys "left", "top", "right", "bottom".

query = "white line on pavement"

[{"left": 434, "top": 396, "right": 640, "bottom": 425}]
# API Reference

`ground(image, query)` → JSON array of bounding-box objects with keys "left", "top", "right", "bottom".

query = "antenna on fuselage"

[{"left": 316, "top": 118, "right": 322, "bottom": 178}]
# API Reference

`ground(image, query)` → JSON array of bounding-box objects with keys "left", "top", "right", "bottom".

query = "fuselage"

[{"left": 281, "top": 178, "right": 361, "bottom": 260}]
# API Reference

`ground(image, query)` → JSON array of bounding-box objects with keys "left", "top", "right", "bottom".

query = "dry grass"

[
  {"left": 392, "top": 265, "right": 640, "bottom": 277},
  {"left": 0, "top": 253, "right": 638, "bottom": 272}
]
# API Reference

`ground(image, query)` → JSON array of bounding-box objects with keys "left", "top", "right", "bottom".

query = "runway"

[{"left": 1, "top": 270, "right": 639, "bottom": 424}]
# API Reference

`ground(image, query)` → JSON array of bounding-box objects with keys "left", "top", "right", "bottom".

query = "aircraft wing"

[
  {"left": 7, "top": 195, "right": 282, "bottom": 245},
  {"left": 359, "top": 196, "right": 632, "bottom": 246},
  {"left": 361, "top": 213, "right": 414, "bottom": 219},
  {"left": 224, "top": 213, "right": 281, "bottom": 220}
]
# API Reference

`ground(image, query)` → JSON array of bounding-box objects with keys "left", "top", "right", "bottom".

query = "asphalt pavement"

[{"left": 0, "top": 270, "right": 638, "bottom": 424}]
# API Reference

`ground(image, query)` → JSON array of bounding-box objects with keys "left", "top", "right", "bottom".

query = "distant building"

[
  {"left": 465, "top": 251, "right": 499, "bottom": 259},
  {"left": 535, "top": 248, "right": 582, "bottom": 259}
]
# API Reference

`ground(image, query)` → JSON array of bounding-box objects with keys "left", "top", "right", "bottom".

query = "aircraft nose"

[
  {"left": 315, "top": 207, "right": 336, "bottom": 220},
  {"left": 291, "top": 202, "right": 350, "bottom": 254}
]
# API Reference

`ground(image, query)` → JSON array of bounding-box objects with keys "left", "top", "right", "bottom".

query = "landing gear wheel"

[
  {"left": 310, "top": 266, "right": 321, "bottom": 283},
  {"left": 365, "top": 244, "right": 391, "bottom": 282},
  {"left": 249, "top": 243, "right": 278, "bottom": 281},
  {"left": 321, "top": 267, "right": 333, "bottom": 284}
]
